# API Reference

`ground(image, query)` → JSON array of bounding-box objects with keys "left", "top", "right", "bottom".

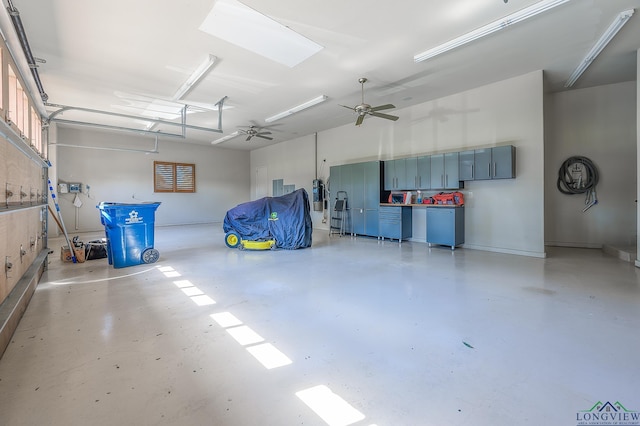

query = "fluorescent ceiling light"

[
  {"left": 565, "top": 9, "right": 634, "bottom": 88},
  {"left": 173, "top": 54, "right": 217, "bottom": 100},
  {"left": 212, "top": 130, "right": 240, "bottom": 145},
  {"left": 414, "top": 0, "right": 571, "bottom": 63},
  {"left": 199, "top": 0, "right": 322, "bottom": 67},
  {"left": 265, "top": 95, "right": 328, "bottom": 123}
]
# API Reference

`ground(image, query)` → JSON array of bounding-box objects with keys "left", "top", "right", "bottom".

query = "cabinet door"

[
  {"left": 492, "top": 145, "right": 515, "bottom": 179},
  {"left": 474, "top": 148, "right": 492, "bottom": 180},
  {"left": 430, "top": 154, "right": 444, "bottom": 189},
  {"left": 340, "top": 165, "right": 353, "bottom": 233},
  {"left": 459, "top": 150, "right": 474, "bottom": 181},
  {"left": 383, "top": 161, "right": 395, "bottom": 190},
  {"left": 379, "top": 206, "right": 401, "bottom": 239},
  {"left": 426, "top": 207, "right": 464, "bottom": 248},
  {"left": 417, "top": 155, "right": 430, "bottom": 189},
  {"left": 394, "top": 158, "right": 408, "bottom": 189},
  {"left": 350, "top": 163, "right": 365, "bottom": 235},
  {"left": 427, "top": 208, "right": 453, "bottom": 245},
  {"left": 329, "top": 165, "right": 342, "bottom": 199},
  {"left": 444, "top": 152, "right": 459, "bottom": 189},
  {"left": 363, "top": 161, "right": 379, "bottom": 236},
  {"left": 405, "top": 157, "right": 418, "bottom": 190}
]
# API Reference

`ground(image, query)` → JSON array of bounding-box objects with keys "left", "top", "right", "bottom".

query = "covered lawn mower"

[{"left": 223, "top": 188, "right": 312, "bottom": 250}]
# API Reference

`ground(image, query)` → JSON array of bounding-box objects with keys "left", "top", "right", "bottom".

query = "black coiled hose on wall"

[
  {"left": 557, "top": 156, "right": 599, "bottom": 211},
  {"left": 557, "top": 156, "right": 599, "bottom": 194}
]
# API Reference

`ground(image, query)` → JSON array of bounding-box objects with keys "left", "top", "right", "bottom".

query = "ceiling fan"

[
  {"left": 340, "top": 78, "right": 399, "bottom": 126},
  {"left": 238, "top": 125, "right": 273, "bottom": 141}
]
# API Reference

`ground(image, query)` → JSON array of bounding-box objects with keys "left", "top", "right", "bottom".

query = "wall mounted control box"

[{"left": 58, "top": 182, "right": 82, "bottom": 193}]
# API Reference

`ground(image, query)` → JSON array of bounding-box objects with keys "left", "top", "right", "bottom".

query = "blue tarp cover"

[{"left": 223, "top": 188, "right": 312, "bottom": 249}]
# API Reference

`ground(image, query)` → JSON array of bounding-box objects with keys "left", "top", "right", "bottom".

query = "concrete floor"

[{"left": 0, "top": 224, "right": 639, "bottom": 426}]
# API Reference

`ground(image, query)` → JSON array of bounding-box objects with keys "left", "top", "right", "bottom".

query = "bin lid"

[{"left": 97, "top": 202, "right": 161, "bottom": 209}]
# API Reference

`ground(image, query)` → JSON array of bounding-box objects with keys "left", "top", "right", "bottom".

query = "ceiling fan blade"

[
  {"left": 340, "top": 104, "right": 355, "bottom": 111},
  {"left": 246, "top": 135, "right": 252, "bottom": 141},
  {"left": 370, "top": 104, "right": 395, "bottom": 112},
  {"left": 370, "top": 112, "right": 399, "bottom": 121},
  {"left": 355, "top": 114, "right": 365, "bottom": 126},
  {"left": 256, "top": 134, "right": 273, "bottom": 140},
  {"left": 256, "top": 131, "right": 272, "bottom": 136}
]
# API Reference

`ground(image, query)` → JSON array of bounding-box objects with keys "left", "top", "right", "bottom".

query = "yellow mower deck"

[{"left": 240, "top": 239, "right": 275, "bottom": 250}]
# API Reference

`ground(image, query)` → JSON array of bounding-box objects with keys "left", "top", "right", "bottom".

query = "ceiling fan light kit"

[
  {"left": 413, "top": 0, "right": 571, "bottom": 63},
  {"left": 564, "top": 8, "right": 634, "bottom": 88},
  {"left": 264, "top": 95, "right": 328, "bottom": 123}
]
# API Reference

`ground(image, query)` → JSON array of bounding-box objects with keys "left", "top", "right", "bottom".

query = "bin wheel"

[
  {"left": 142, "top": 248, "right": 160, "bottom": 264},
  {"left": 225, "top": 231, "right": 241, "bottom": 249}
]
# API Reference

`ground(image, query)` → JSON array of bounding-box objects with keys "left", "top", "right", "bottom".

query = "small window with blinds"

[{"left": 154, "top": 161, "right": 195, "bottom": 193}]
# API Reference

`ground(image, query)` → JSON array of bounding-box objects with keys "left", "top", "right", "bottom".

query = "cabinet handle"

[
  {"left": 445, "top": 175, "right": 448, "bottom": 187},
  {"left": 471, "top": 164, "right": 474, "bottom": 179},
  {"left": 493, "top": 162, "right": 497, "bottom": 177},
  {"left": 441, "top": 175, "right": 444, "bottom": 187},
  {"left": 488, "top": 163, "right": 491, "bottom": 177}
]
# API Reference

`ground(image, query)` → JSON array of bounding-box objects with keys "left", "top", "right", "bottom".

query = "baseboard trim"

[{"left": 461, "top": 244, "right": 547, "bottom": 258}]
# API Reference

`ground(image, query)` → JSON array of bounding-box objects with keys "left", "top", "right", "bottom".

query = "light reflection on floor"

[{"left": 157, "top": 263, "right": 370, "bottom": 425}]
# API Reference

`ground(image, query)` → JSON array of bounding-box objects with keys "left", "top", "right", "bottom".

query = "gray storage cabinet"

[
  {"left": 474, "top": 146, "right": 516, "bottom": 180},
  {"left": 426, "top": 206, "right": 464, "bottom": 249},
  {"left": 404, "top": 156, "right": 431, "bottom": 190},
  {"left": 384, "top": 158, "right": 408, "bottom": 190},
  {"left": 458, "top": 150, "right": 475, "bottom": 181},
  {"left": 430, "top": 152, "right": 460, "bottom": 189},
  {"left": 416, "top": 155, "right": 431, "bottom": 189},
  {"left": 331, "top": 161, "right": 383, "bottom": 237},
  {"left": 379, "top": 205, "right": 412, "bottom": 241}
]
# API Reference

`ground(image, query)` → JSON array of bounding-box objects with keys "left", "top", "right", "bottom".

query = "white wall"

[
  {"left": 251, "top": 71, "right": 546, "bottom": 257},
  {"left": 54, "top": 127, "right": 250, "bottom": 232},
  {"left": 545, "top": 81, "right": 637, "bottom": 248},
  {"left": 637, "top": 48, "right": 640, "bottom": 267}
]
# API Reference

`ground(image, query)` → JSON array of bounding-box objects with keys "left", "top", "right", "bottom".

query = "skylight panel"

[{"left": 199, "top": 0, "right": 323, "bottom": 68}]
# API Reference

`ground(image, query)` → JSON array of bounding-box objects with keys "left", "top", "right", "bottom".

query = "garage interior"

[{"left": 1, "top": 1, "right": 639, "bottom": 425}]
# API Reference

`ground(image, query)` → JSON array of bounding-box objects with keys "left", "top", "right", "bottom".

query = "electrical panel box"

[
  {"left": 68, "top": 183, "right": 82, "bottom": 193},
  {"left": 58, "top": 183, "right": 69, "bottom": 193}
]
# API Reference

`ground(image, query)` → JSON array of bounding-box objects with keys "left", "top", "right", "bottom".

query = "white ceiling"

[{"left": 3, "top": 0, "right": 640, "bottom": 150}]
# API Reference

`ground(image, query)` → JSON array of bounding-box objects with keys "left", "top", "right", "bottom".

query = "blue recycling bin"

[{"left": 97, "top": 202, "right": 161, "bottom": 268}]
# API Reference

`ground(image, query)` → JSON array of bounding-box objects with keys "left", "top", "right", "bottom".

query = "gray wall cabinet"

[
  {"left": 384, "top": 158, "right": 408, "bottom": 190},
  {"left": 405, "top": 157, "right": 418, "bottom": 190},
  {"left": 390, "top": 156, "right": 431, "bottom": 190},
  {"left": 490, "top": 145, "right": 516, "bottom": 179},
  {"left": 383, "top": 145, "right": 515, "bottom": 190},
  {"left": 465, "top": 145, "right": 516, "bottom": 181},
  {"left": 431, "top": 152, "right": 460, "bottom": 189},
  {"left": 417, "top": 156, "right": 431, "bottom": 190},
  {"left": 459, "top": 150, "right": 475, "bottom": 181}
]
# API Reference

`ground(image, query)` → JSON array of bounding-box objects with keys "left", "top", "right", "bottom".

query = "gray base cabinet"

[
  {"left": 379, "top": 206, "right": 412, "bottom": 241},
  {"left": 426, "top": 207, "right": 464, "bottom": 249}
]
